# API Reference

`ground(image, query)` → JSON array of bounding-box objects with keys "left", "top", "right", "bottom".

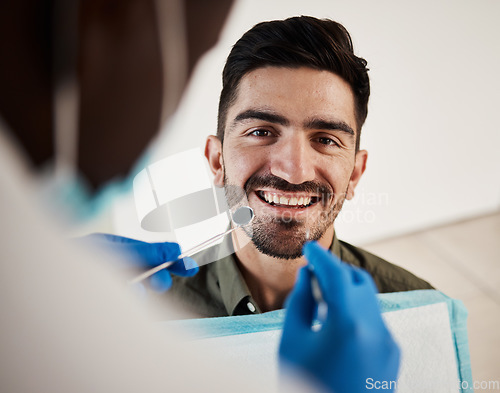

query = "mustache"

[{"left": 244, "top": 174, "right": 333, "bottom": 199}]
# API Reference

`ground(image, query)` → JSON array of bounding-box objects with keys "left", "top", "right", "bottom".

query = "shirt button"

[{"left": 247, "top": 302, "right": 256, "bottom": 313}]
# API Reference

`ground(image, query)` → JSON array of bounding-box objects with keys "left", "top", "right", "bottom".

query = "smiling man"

[{"left": 164, "top": 16, "right": 433, "bottom": 317}]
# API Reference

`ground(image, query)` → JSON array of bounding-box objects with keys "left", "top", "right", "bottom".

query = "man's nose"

[{"left": 269, "top": 133, "right": 316, "bottom": 184}]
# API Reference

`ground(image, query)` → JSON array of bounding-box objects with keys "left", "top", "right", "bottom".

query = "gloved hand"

[
  {"left": 84, "top": 233, "right": 199, "bottom": 292},
  {"left": 279, "top": 241, "right": 400, "bottom": 393}
]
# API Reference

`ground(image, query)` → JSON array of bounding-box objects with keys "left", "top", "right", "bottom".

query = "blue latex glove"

[
  {"left": 279, "top": 241, "right": 400, "bottom": 393},
  {"left": 85, "top": 233, "right": 199, "bottom": 292}
]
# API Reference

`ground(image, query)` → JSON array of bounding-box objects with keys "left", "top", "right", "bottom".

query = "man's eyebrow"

[
  {"left": 305, "top": 118, "right": 355, "bottom": 136},
  {"left": 232, "top": 109, "right": 290, "bottom": 127}
]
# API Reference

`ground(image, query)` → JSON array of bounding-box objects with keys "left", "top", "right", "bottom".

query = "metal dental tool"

[
  {"left": 129, "top": 206, "right": 254, "bottom": 284},
  {"left": 305, "top": 229, "right": 328, "bottom": 325}
]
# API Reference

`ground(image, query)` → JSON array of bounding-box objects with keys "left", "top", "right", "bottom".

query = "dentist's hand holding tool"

[
  {"left": 84, "top": 233, "right": 199, "bottom": 292},
  {"left": 279, "top": 241, "right": 400, "bottom": 393},
  {"left": 129, "top": 206, "right": 255, "bottom": 285}
]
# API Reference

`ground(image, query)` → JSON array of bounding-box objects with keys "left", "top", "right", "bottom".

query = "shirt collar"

[
  {"left": 210, "top": 233, "right": 257, "bottom": 316},
  {"left": 213, "top": 230, "right": 340, "bottom": 316},
  {"left": 331, "top": 230, "right": 342, "bottom": 258}
]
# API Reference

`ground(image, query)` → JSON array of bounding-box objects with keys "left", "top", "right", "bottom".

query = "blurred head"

[
  {"left": 0, "top": 0, "right": 234, "bottom": 191},
  {"left": 217, "top": 16, "right": 370, "bottom": 151}
]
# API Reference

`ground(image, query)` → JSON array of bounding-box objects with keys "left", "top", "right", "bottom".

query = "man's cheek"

[{"left": 224, "top": 183, "right": 249, "bottom": 207}]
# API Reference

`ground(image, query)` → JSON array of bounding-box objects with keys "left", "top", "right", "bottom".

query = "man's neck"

[{"left": 232, "top": 226, "right": 335, "bottom": 312}]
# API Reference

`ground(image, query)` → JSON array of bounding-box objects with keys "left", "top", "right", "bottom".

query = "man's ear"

[
  {"left": 205, "top": 135, "right": 224, "bottom": 186},
  {"left": 346, "top": 150, "right": 368, "bottom": 200}
]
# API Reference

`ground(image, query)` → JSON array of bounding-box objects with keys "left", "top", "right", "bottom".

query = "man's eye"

[
  {"left": 317, "top": 137, "right": 338, "bottom": 146},
  {"left": 249, "top": 129, "right": 271, "bottom": 137}
]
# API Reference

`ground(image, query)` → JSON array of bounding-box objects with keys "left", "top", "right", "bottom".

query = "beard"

[{"left": 224, "top": 173, "right": 347, "bottom": 260}]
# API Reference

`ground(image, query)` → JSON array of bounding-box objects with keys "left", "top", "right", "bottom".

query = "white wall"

[{"left": 111, "top": 0, "right": 500, "bottom": 245}]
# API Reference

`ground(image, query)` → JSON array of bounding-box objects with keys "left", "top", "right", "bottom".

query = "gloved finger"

[
  {"left": 349, "top": 264, "right": 375, "bottom": 288},
  {"left": 145, "top": 242, "right": 182, "bottom": 266},
  {"left": 167, "top": 257, "right": 199, "bottom": 276},
  {"left": 356, "top": 267, "right": 380, "bottom": 296},
  {"left": 149, "top": 269, "right": 173, "bottom": 292},
  {"left": 350, "top": 267, "right": 386, "bottom": 323},
  {"left": 303, "top": 241, "right": 351, "bottom": 306},
  {"left": 283, "top": 267, "right": 316, "bottom": 332},
  {"left": 114, "top": 241, "right": 182, "bottom": 267}
]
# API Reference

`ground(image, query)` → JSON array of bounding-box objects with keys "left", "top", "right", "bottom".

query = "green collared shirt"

[{"left": 159, "top": 233, "right": 433, "bottom": 318}]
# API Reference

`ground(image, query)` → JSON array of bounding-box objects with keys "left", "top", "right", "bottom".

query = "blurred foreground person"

[{"left": 0, "top": 1, "right": 399, "bottom": 392}]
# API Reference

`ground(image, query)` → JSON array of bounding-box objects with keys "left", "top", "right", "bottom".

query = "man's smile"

[{"left": 256, "top": 190, "right": 320, "bottom": 208}]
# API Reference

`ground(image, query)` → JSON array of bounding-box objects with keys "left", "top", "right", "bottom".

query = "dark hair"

[{"left": 217, "top": 16, "right": 370, "bottom": 150}]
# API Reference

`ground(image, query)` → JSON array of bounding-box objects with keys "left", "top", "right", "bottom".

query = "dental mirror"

[{"left": 231, "top": 205, "right": 254, "bottom": 226}]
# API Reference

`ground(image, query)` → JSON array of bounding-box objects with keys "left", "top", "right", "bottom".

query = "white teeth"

[{"left": 261, "top": 192, "right": 314, "bottom": 207}]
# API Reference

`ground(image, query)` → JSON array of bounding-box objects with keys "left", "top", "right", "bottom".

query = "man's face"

[{"left": 206, "top": 66, "right": 367, "bottom": 259}]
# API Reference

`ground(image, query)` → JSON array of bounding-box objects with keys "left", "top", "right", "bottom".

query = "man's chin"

[
  {"left": 245, "top": 212, "right": 336, "bottom": 260},
  {"left": 249, "top": 221, "right": 310, "bottom": 260},
  {"left": 253, "top": 241, "right": 304, "bottom": 260}
]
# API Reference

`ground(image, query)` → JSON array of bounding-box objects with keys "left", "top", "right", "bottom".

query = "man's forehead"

[{"left": 237, "top": 66, "right": 353, "bottom": 92}]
